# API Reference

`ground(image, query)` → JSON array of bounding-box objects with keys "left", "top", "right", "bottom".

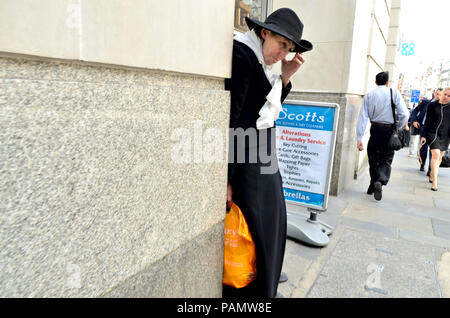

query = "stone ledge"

[{"left": 0, "top": 56, "right": 225, "bottom": 90}]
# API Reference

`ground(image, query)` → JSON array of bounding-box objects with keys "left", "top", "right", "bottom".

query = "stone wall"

[{"left": 0, "top": 55, "right": 229, "bottom": 297}]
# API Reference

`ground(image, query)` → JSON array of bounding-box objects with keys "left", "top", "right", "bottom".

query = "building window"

[{"left": 234, "top": 0, "right": 270, "bottom": 33}]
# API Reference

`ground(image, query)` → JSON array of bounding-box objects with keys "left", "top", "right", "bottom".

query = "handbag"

[
  {"left": 389, "top": 130, "right": 403, "bottom": 151},
  {"left": 388, "top": 88, "right": 404, "bottom": 151},
  {"left": 440, "top": 149, "right": 450, "bottom": 168},
  {"left": 223, "top": 202, "right": 256, "bottom": 288}
]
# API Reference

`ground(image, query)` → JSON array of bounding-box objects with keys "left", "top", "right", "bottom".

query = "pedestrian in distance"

[
  {"left": 356, "top": 72, "right": 409, "bottom": 201},
  {"left": 408, "top": 99, "right": 423, "bottom": 157},
  {"left": 412, "top": 88, "right": 443, "bottom": 174},
  {"left": 420, "top": 87, "right": 450, "bottom": 191},
  {"left": 224, "top": 7, "right": 312, "bottom": 298}
]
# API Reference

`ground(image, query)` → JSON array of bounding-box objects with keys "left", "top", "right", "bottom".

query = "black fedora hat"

[{"left": 245, "top": 8, "right": 313, "bottom": 53}]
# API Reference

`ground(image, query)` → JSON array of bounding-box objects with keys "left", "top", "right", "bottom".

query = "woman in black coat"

[
  {"left": 421, "top": 87, "right": 450, "bottom": 191},
  {"left": 223, "top": 8, "right": 312, "bottom": 298}
]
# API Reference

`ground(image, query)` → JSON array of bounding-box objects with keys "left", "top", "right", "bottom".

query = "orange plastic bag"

[{"left": 223, "top": 202, "right": 256, "bottom": 288}]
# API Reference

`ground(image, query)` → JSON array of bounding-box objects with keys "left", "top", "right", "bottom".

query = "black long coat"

[{"left": 223, "top": 40, "right": 291, "bottom": 298}]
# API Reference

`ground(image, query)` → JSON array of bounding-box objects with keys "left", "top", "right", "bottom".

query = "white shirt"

[
  {"left": 234, "top": 30, "right": 283, "bottom": 130},
  {"left": 356, "top": 85, "right": 409, "bottom": 141}
]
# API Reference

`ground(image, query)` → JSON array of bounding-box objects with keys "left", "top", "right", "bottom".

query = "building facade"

[
  {"left": 0, "top": 0, "right": 404, "bottom": 297},
  {"left": 440, "top": 60, "right": 450, "bottom": 88},
  {"left": 270, "top": 0, "right": 403, "bottom": 192}
]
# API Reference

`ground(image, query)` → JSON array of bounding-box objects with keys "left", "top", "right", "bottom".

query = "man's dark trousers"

[{"left": 368, "top": 125, "right": 395, "bottom": 186}]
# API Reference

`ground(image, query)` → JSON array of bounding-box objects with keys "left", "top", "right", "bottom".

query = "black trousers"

[
  {"left": 368, "top": 125, "right": 395, "bottom": 186},
  {"left": 223, "top": 132, "right": 286, "bottom": 298},
  {"left": 419, "top": 143, "right": 431, "bottom": 171}
]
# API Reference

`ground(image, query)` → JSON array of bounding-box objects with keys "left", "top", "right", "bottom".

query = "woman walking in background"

[{"left": 420, "top": 87, "right": 450, "bottom": 191}]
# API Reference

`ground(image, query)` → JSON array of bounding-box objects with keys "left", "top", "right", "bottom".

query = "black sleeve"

[
  {"left": 411, "top": 100, "right": 424, "bottom": 123},
  {"left": 422, "top": 102, "right": 436, "bottom": 138},
  {"left": 226, "top": 44, "right": 254, "bottom": 184},
  {"left": 281, "top": 81, "right": 292, "bottom": 102},
  {"left": 226, "top": 44, "right": 253, "bottom": 129},
  {"left": 410, "top": 107, "right": 419, "bottom": 123}
]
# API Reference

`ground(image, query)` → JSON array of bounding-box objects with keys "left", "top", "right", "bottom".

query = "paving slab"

[
  {"left": 307, "top": 228, "right": 441, "bottom": 298},
  {"left": 341, "top": 203, "right": 433, "bottom": 235},
  {"left": 432, "top": 219, "right": 450, "bottom": 240},
  {"left": 340, "top": 217, "right": 398, "bottom": 238},
  {"left": 383, "top": 190, "right": 435, "bottom": 208},
  {"left": 433, "top": 198, "right": 450, "bottom": 211},
  {"left": 278, "top": 239, "right": 316, "bottom": 298},
  {"left": 415, "top": 186, "right": 450, "bottom": 197},
  {"left": 405, "top": 205, "right": 450, "bottom": 223},
  {"left": 399, "top": 229, "right": 450, "bottom": 249},
  {"left": 281, "top": 148, "right": 450, "bottom": 298}
]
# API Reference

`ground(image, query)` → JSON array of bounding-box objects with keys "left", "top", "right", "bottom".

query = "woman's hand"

[
  {"left": 281, "top": 52, "right": 305, "bottom": 86},
  {"left": 226, "top": 184, "right": 233, "bottom": 211},
  {"left": 420, "top": 137, "right": 427, "bottom": 146}
]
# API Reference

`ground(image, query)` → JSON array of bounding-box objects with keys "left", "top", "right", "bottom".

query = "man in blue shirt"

[{"left": 356, "top": 72, "right": 408, "bottom": 201}]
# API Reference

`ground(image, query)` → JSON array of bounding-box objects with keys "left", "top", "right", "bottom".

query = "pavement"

[{"left": 278, "top": 147, "right": 450, "bottom": 298}]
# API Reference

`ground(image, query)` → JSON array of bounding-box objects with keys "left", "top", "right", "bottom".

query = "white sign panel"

[{"left": 275, "top": 101, "right": 339, "bottom": 210}]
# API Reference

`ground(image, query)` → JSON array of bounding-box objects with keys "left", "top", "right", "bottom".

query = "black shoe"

[
  {"left": 427, "top": 170, "right": 431, "bottom": 177},
  {"left": 420, "top": 166, "right": 425, "bottom": 172},
  {"left": 373, "top": 182, "right": 382, "bottom": 201},
  {"left": 367, "top": 184, "right": 374, "bottom": 195},
  {"left": 431, "top": 187, "right": 438, "bottom": 192},
  {"left": 279, "top": 272, "right": 288, "bottom": 283}
]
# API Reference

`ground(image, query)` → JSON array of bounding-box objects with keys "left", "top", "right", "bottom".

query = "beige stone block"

[
  {"left": 0, "top": 0, "right": 80, "bottom": 59},
  {"left": 81, "top": 0, "right": 234, "bottom": 78},
  {"left": 392, "top": 0, "right": 401, "bottom": 8},
  {"left": 0, "top": 0, "right": 234, "bottom": 78},
  {"left": 387, "top": 27, "right": 400, "bottom": 45},
  {"left": 346, "top": 0, "right": 373, "bottom": 95},
  {"left": 273, "top": 0, "right": 355, "bottom": 43},
  {"left": 285, "top": 42, "right": 352, "bottom": 94},
  {"left": 385, "top": 45, "right": 398, "bottom": 64},
  {"left": 389, "top": 7, "right": 401, "bottom": 26}
]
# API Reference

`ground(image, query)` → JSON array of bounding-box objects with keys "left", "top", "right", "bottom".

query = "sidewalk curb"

[{"left": 290, "top": 223, "right": 347, "bottom": 297}]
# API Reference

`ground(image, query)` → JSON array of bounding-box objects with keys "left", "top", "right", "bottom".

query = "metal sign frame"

[{"left": 276, "top": 100, "right": 340, "bottom": 211}]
